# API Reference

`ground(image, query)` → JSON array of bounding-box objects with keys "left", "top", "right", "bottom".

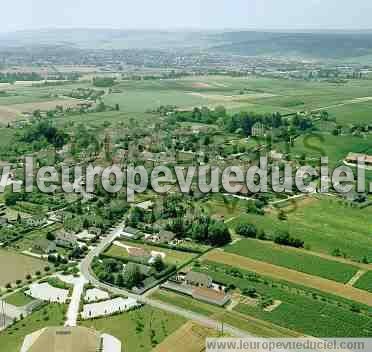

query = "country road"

[{"left": 79, "top": 222, "right": 252, "bottom": 338}]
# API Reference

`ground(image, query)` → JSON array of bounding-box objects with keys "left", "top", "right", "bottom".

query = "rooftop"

[{"left": 21, "top": 327, "right": 101, "bottom": 352}]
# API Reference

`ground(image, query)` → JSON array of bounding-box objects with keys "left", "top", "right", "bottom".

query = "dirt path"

[
  {"left": 204, "top": 250, "right": 372, "bottom": 307},
  {"left": 312, "top": 96, "right": 372, "bottom": 112},
  {"left": 347, "top": 270, "right": 367, "bottom": 286}
]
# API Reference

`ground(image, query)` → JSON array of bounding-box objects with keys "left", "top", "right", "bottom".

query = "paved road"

[
  {"left": 58, "top": 274, "right": 87, "bottom": 327},
  {"left": 80, "top": 222, "right": 252, "bottom": 338}
]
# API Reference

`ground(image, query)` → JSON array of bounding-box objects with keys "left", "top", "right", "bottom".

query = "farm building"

[
  {"left": 345, "top": 152, "right": 372, "bottom": 166},
  {"left": 192, "top": 287, "right": 231, "bottom": 306},
  {"left": 161, "top": 274, "right": 230, "bottom": 307},
  {"left": 185, "top": 271, "right": 212, "bottom": 288}
]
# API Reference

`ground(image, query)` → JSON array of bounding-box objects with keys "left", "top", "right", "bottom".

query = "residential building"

[
  {"left": 55, "top": 230, "right": 79, "bottom": 249},
  {"left": 32, "top": 239, "right": 57, "bottom": 254},
  {"left": 158, "top": 230, "right": 176, "bottom": 243}
]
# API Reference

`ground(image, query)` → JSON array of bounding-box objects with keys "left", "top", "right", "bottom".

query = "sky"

[{"left": 1, "top": 0, "right": 372, "bottom": 33}]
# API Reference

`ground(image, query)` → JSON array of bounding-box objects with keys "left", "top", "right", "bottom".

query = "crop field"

[
  {"left": 354, "top": 271, "right": 372, "bottom": 293},
  {"left": 326, "top": 100, "right": 372, "bottom": 124},
  {"left": 0, "top": 98, "right": 88, "bottom": 123},
  {"left": 56, "top": 110, "right": 153, "bottom": 127},
  {"left": 195, "top": 261, "right": 372, "bottom": 337},
  {"left": 0, "top": 250, "right": 46, "bottom": 286},
  {"left": 229, "top": 196, "right": 372, "bottom": 262},
  {"left": 235, "top": 303, "right": 371, "bottom": 337},
  {"left": 103, "top": 76, "right": 372, "bottom": 115},
  {"left": 205, "top": 250, "right": 372, "bottom": 306},
  {"left": 225, "top": 238, "right": 358, "bottom": 283},
  {"left": 106, "top": 240, "right": 196, "bottom": 267},
  {"left": 2, "top": 75, "right": 372, "bottom": 128},
  {"left": 0, "top": 304, "right": 66, "bottom": 352},
  {"left": 152, "top": 321, "right": 221, "bottom": 352},
  {"left": 81, "top": 305, "right": 186, "bottom": 352}
]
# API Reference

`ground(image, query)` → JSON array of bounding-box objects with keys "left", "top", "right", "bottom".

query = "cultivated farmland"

[
  {"left": 225, "top": 238, "right": 359, "bottom": 283},
  {"left": 354, "top": 271, "right": 372, "bottom": 293},
  {"left": 0, "top": 250, "right": 46, "bottom": 287},
  {"left": 195, "top": 261, "right": 372, "bottom": 337},
  {"left": 204, "top": 250, "right": 372, "bottom": 306}
]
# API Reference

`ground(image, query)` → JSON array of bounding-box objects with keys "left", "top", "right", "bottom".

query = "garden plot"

[
  {"left": 25, "top": 283, "right": 69, "bottom": 303},
  {"left": 81, "top": 297, "right": 139, "bottom": 319}
]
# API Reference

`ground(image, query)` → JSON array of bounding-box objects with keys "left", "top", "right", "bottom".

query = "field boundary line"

[{"left": 204, "top": 250, "right": 372, "bottom": 307}]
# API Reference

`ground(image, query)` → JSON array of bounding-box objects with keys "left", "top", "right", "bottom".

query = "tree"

[
  {"left": 46, "top": 232, "right": 55, "bottom": 241},
  {"left": 243, "top": 287, "right": 257, "bottom": 298},
  {"left": 116, "top": 273, "right": 125, "bottom": 287},
  {"left": 128, "top": 207, "right": 145, "bottom": 227},
  {"left": 153, "top": 256, "right": 165, "bottom": 272},
  {"left": 236, "top": 223, "right": 257, "bottom": 238},
  {"left": 277, "top": 210, "right": 287, "bottom": 221},
  {"left": 207, "top": 221, "right": 231, "bottom": 246},
  {"left": 123, "top": 263, "right": 143, "bottom": 288},
  {"left": 274, "top": 231, "right": 304, "bottom": 248}
]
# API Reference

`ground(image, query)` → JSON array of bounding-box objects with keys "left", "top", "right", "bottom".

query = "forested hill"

[
  {"left": 210, "top": 31, "right": 372, "bottom": 59},
  {"left": 2, "top": 29, "right": 372, "bottom": 60}
]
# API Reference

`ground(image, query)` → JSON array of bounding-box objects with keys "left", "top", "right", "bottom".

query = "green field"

[
  {"left": 279, "top": 133, "right": 372, "bottom": 167},
  {"left": 195, "top": 261, "right": 372, "bottom": 337},
  {"left": 4, "top": 291, "right": 35, "bottom": 307},
  {"left": 326, "top": 101, "right": 372, "bottom": 125},
  {"left": 101, "top": 76, "right": 372, "bottom": 119},
  {"left": 230, "top": 197, "right": 372, "bottom": 263},
  {"left": 354, "top": 272, "right": 372, "bottom": 293},
  {"left": 225, "top": 238, "right": 358, "bottom": 283},
  {"left": 81, "top": 305, "right": 185, "bottom": 352},
  {"left": 0, "top": 304, "right": 66, "bottom": 352},
  {"left": 106, "top": 240, "right": 196, "bottom": 267},
  {"left": 2, "top": 75, "right": 372, "bottom": 129}
]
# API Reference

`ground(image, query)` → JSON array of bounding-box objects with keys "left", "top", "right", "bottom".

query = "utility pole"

[{"left": 1, "top": 300, "right": 5, "bottom": 328}]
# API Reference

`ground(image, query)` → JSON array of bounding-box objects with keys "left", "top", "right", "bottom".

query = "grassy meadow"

[
  {"left": 0, "top": 304, "right": 66, "bottom": 352},
  {"left": 81, "top": 305, "right": 186, "bottom": 352},
  {"left": 229, "top": 196, "right": 372, "bottom": 263}
]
